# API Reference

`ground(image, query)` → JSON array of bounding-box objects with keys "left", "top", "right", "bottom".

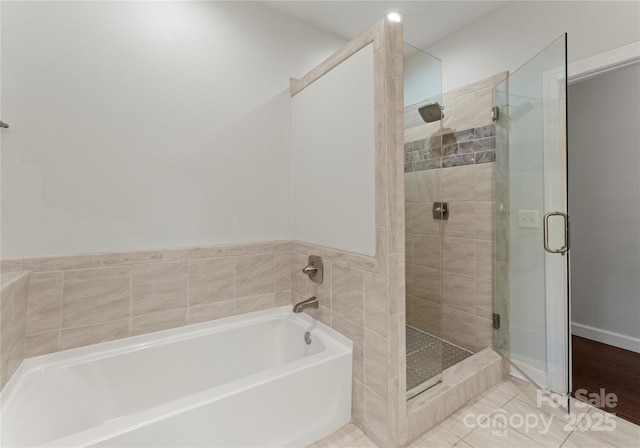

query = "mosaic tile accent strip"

[
  {"left": 404, "top": 124, "right": 497, "bottom": 172},
  {"left": 406, "top": 325, "right": 473, "bottom": 391}
]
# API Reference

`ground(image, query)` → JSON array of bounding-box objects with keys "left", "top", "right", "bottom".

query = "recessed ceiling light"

[{"left": 387, "top": 11, "right": 404, "bottom": 23}]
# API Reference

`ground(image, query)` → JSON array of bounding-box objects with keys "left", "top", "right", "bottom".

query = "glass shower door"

[
  {"left": 493, "top": 35, "right": 570, "bottom": 396},
  {"left": 403, "top": 43, "right": 445, "bottom": 398}
]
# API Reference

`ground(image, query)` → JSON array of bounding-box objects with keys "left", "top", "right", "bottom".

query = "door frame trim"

[{"left": 568, "top": 41, "right": 640, "bottom": 84}]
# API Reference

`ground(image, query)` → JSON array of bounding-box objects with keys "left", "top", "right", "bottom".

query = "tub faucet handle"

[
  {"left": 301, "top": 255, "right": 323, "bottom": 284},
  {"left": 302, "top": 264, "right": 317, "bottom": 275}
]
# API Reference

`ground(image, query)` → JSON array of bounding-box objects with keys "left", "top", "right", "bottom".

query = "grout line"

[
  {"left": 186, "top": 260, "right": 191, "bottom": 309},
  {"left": 128, "top": 266, "right": 133, "bottom": 335}
]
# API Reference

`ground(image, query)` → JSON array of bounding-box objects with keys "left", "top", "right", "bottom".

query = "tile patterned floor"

[
  {"left": 310, "top": 377, "right": 640, "bottom": 448},
  {"left": 406, "top": 326, "right": 473, "bottom": 391}
]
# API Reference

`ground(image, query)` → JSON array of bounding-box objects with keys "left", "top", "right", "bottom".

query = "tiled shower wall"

[
  {"left": 0, "top": 242, "right": 292, "bottom": 362},
  {"left": 404, "top": 73, "right": 507, "bottom": 354}
]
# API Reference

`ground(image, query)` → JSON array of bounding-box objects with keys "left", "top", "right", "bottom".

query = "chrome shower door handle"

[{"left": 543, "top": 212, "right": 570, "bottom": 255}]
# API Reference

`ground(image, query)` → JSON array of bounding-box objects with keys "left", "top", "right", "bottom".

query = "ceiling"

[{"left": 264, "top": 1, "right": 511, "bottom": 51}]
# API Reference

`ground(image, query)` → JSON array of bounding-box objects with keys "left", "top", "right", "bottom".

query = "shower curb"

[{"left": 403, "top": 348, "right": 506, "bottom": 445}]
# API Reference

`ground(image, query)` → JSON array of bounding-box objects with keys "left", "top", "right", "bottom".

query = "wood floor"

[{"left": 572, "top": 335, "right": 640, "bottom": 425}]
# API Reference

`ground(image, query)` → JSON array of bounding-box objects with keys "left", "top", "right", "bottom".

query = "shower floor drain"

[{"left": 406, "top": 326, "right": 473, "bottom": 393}]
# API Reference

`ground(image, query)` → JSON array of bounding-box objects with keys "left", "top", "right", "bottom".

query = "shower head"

[
  {"left": 418, "top": 102, "right": 444, "bottom": 123},
  {"left": 510, "top": 101, "right": 534, "bottom": 122}
]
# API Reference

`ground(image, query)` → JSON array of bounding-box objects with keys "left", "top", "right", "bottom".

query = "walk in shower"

[
  {"left": 404, "top": 37, "right": 510, "bottom": 399},
  {"left": 403, "top": 43, "right": 474, "bottom": 398}
]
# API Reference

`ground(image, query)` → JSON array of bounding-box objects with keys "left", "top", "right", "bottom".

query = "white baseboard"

[{"left": 571, "top": 322, "right": 640, "bottom": 353}]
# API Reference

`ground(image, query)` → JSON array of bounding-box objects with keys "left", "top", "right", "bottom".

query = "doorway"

[{"left": 568, "top": 62, "right": 640, "bottom": 425}]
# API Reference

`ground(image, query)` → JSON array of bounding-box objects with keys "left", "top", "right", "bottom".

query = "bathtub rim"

[{"left": 3, "top": 306, "right": 352, "bottom": 387}]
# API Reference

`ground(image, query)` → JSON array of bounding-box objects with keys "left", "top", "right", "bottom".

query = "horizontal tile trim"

[
  {"left": 405, "top": 125, "right": 497, "bottom": 172},
  {"left": 13, "top": 241, "right": 291, "bottom": 272}
]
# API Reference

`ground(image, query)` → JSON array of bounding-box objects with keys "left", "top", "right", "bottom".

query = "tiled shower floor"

[{"left": 406, "top": 326, "right": 473, "bottom": 393}]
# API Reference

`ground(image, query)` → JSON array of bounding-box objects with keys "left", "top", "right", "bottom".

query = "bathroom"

[{"left": 1, "top": 1, "right": 639, "bottom": 447}]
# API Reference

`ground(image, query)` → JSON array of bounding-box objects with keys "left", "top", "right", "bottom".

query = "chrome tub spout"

[{"left": 293, "top": 296, "right": 319, "bottom": 313}]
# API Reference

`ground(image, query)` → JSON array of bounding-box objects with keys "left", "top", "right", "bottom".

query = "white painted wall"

[
  {"left": 291, "top": 45, "right": 375, "bottom": 256},
  {"left": 1, "top": 1, "right": 344, "bottom": 258},
  {"left": 404, "top": 46, "right": 442, "bottom": 108},
  {"left": 569, "top": 64, "right": 640, "bottom": 351},
  {"left": 427, "top": 1, "right": 640, "bottom": 92}
]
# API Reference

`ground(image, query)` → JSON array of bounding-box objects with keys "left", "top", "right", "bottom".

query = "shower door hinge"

[
  {"left": 491, "top": 106, "right": 500, "bottom": 122},
  {"left": 492, "top": 313, "right": 501, "bottom": 330}
]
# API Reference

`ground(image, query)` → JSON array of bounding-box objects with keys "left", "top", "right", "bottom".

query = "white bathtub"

[{"left": 1, "top": 306, "right": 352, "bottom": 447}]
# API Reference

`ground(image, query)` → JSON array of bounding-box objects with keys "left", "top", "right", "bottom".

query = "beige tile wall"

[
  {"left": 0, "top": 272, "right": 30, "bottom": 389},
  {"left": 405, "top": 74, "right": 508, "bottom": 354},
  {"left": 0, "top": 241, "right": 292, "bottom": 360},
  {"left": 442, "top": 163, "right": 495, "bottom": 353},
  {"left": 405, "top": 168, "right": 443, "bottom": 337},
  {"left": 405, "top": 164, "right": 494, "bottom": 353}
]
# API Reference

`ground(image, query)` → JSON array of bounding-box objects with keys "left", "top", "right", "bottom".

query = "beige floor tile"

[
  {"left": 454, "top": 442, "right": 473, "bottom": 448},
  {"left": 348, "top": 436, "right": 379, "bottom": 447},
  {"left": 497, "top": 398, "right": 573, "bottom": 448},
  {"left": 308, "top": 424, "right": 365, "bottom": 448},
  {"left": 473, "top": 382, "right": 518, "bottom": 412},
  {"left": 441, "top": 381, "right": 519, "bottom": 438},
  {"left": 515, "top": 391, "right": 591, "bottom": 427},
  {"left": 463, "top": 417, "right": 544, "bottom": 448},
  {"left": 501, "top": 377, "right": 530, "bottom": 395},
  {"left": 311, "top": 379, "right": 640, "bottom": 448},
  {"left": 581, "top": 408, "right": 640, "bottom": 448},
  {"left": 441, "top": 401, "right": 493, "bottom": 439},
  {"left": 409, "top": 424, "right": 461, "bottom": 448},
  {"left": 560, "top": 429, "right": 617, "bottom": 448}
]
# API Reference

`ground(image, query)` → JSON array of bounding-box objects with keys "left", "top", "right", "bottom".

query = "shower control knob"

[
  {"left": 302, "top": 264, "right": 318, "bottom": 275},
  {"left": 301, "top": 255, "right": 323, "bottom": 284}
]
